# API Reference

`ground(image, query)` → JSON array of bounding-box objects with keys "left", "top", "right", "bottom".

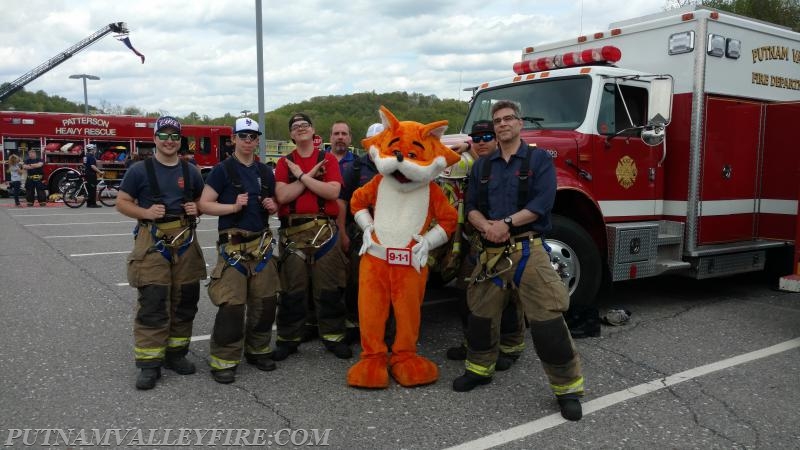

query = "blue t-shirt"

[
  {"left": 83, "top": 153, "right": 98, "bottom": 179},
  {"left": 205, "top": 160, "right": 275, "bottom": 232},
  {"left": 23, "top": 158, "right": 44, "bottom": 177},
  {"left": 119, "top": 158, "right": 205, "bottom": 216}
]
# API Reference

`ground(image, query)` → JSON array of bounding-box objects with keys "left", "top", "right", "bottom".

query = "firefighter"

[
  {"left": 273, "top": 113, "right": 351, "bottom": 360},
  {"left": 83, "top": 143, "right": 104, "bottom": 208},
  {"left": 445, "top": 120, "right": 527, "bottom": 371},
  {"left": 22, "top": 149, "right": 47, "bottom": 207},
  {"left": 117, "top": 116, "right": 207, "bottom": 390},
  {"left": 339, "top": 123, "right": 383, "bottom": 343},
  {"left": 198, "top": 117, "right": 281, "bottom": 384},
  {"left": 453, "top": 100, "right": 584, "bottom": 421}
]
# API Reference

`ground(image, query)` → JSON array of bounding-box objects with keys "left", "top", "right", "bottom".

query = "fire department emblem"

[{"left": 616, "top": 156, "right": 637, "bottom": 189}]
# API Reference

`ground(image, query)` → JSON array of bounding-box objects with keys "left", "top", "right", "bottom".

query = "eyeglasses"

[
  {"left": 156, "top": 132, "right": 181, "bottom": 141},
  {"left": 236, "top": 132, "right": 259, "bottom": 141},
  {"left": 492, "top": 115, "right": 519, "bottom": 125},
  {"left": 290, "top": 122, "right": 311, "bottom": 131},
  {"left": 471, "top": 133, "right": 495, "bottom": 143}
]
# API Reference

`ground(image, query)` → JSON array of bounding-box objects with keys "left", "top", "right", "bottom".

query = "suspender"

[
  {"left": 286, "top": 151, "right": 326, "bottom": 214},
  {"left": 144, "top": 158, "right": 193, "bottom": 205},
  {"left": 477, "top": 146, "right": 534, "bottom": 217},
  {"left": 223, "top": 157, "right": 272, "bottom": 226}
]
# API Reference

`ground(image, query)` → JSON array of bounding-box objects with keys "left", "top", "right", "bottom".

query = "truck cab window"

[{"left": 598, "top": 83, "right": 649, "bottom": 136}]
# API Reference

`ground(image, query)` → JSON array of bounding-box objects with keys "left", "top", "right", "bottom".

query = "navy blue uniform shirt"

[
  {"left": 464, "top": 140, "right": 556, "bottom": 234},
  {"left": 120, "top": 158, "right": 205, "bottom": 216},
  {"left": 205, "top": 160, "right": 275, "bottom": 232}
]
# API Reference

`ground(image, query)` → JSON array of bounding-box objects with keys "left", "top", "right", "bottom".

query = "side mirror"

[
  {"left": 648, "top": 76, "right": 673, "bottom": 126},
  {"left": 641, "top": 125, "right": 666, "bottom": 146}
]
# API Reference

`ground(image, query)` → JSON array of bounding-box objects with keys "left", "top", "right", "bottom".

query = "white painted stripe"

[
  {"left": 444, "top": 337, "right": 800, "bottom": 450},
  {"left": 701, "top": 199, "right": 755, "bottom": 216},
  {"left": 190, "top": 334, "right": 211, "bottom": 342},
  {"left": 25, "top": 221, "right": 135, "bottom": 227},
  {"left": 44, "top": 228, "right": 218, "bottom": 239},
  {"left": 599, "top": 199, "right": 796, "bottom": 218},
  {"left": 70, "top": 246, "right": 216, "bottom": 257},
  {"left": 759, "top": 199, "right": 798, "bottom": 215},
  {"left": 598, "top": 200, "right": 655, "bottom": 217}
]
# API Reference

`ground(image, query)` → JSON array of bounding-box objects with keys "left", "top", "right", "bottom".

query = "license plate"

[{"left": 387, "top": 248, "right": 411, "bottom": 266}]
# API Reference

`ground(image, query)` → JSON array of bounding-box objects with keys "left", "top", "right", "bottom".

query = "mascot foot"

[
  {"left": 347, "top": 357, "right": 389, "bottom": 389},
  {"left": 390, "top": 355, "right": 439, "bottom": 387}
]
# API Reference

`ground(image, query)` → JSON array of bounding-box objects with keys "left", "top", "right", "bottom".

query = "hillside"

[{"left": 0, "top": 86, "right": 470, "bottom": 141}]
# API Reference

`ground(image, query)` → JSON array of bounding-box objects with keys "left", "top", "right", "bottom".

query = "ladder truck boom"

[{"left": 0, "top": 22, "right": 129, "bottom": 102}]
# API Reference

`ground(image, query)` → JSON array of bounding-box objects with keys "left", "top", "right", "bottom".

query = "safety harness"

[
  {"left": 135, "top": 158, "right": 196, "bottom": 262},
  {"left": 217, "top": 157, "right": 276, "bottom": 276},
  {"left": 473, "top": 146, "right": 540, "bottom": 288},
  {"left": 281, "top": 151, "right": 337, "bottom": 263}
]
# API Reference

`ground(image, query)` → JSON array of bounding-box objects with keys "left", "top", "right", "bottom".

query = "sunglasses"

[
  {"left": 471, "top": 133, "right": 495, "bottom": 143},
  {"left": 236, "top": 132, "right": 259, "bottom": 141},
  {"left": 290, "top": 122, "right": 311, "bottom": 131},
  {"left": 156, "top": 132, "right": 181, "bottom": 141}
]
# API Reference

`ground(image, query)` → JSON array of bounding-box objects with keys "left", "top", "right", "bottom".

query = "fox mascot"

[{"left": 347, "top": 106, "right": 460, "bottom": 388}]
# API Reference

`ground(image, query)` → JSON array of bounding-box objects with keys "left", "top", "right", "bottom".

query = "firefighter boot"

[
  {"left": 211, "top": 369, "right": 236, "bottom": 384},
  {"left": 245, "top": 354, "right": 276, "bottom": 371},
  {"left": 323, "top": 339, "right": 353, "bottom": 359},
  {"left": 556, "top": 394, "right": 583, "bottom": 421},
  {"left": 452, "top": 371, "right": 492, "bottom": 392},
  {"left": 271, "top": 341, "right": 299, "bottom": 361},
  {"left": 446, "top": 343, "right": 467, "bottom": 361},
  {"left": 135, "top": 368, "right": 161, "bottom": 390},
  {"left": 164, "top": 352, "right": 196, "bottom": 375},
  {"left": 495, "top": 352, "right": 520, "bottom": 371}
]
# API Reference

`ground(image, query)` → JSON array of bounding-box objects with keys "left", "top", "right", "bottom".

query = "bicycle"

[{"left": 61, "top": 173, "right": 120, "bottom": 208}]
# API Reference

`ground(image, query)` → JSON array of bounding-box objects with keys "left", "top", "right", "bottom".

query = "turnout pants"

[
  {"left": 465, "top": 239, "right": 584, "bottom": 396},
  {"left": 277, "top": 224, "right": 348, "bottom": 343},
  {"left": 25, "top": 177, "right": 47, "bottom": 205},
  {"left": 207, "top": 245, "right": 280, "bottom": 371},
  {"left": 127, "top": 224, "right": 206, "bottom": 368}
]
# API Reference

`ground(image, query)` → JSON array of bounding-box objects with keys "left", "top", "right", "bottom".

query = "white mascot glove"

[
  {"left": 354, "top": 209, "right": 375, "bottom": 256},
  {"left": 410, "top": 225, "right": 449, "bottom": 273}
]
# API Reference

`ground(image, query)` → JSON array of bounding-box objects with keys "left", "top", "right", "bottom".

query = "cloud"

[{"left": 0, "top": 0, "right": 670, "bottom": 117}]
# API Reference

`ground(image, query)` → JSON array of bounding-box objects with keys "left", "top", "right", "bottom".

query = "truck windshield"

[{"left": 464, "top": 76, "right": 591, "bottom": 133}]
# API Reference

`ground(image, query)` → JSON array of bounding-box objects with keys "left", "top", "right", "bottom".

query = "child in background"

[{"left": 7, "top": 154, "right": 23, "bottom": 207}]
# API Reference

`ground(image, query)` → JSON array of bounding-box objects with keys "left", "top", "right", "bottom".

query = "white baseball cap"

[
  {"left": 366, "top": 123, "right": 384, "bottom": 138},
  {"left": 235, "top": 117, "right": 262, "bottom": 135}
]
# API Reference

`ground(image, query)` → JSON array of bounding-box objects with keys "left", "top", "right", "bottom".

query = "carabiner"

[
  {"left": 169, "top": 226, "right": 192, "bottom": 247},
  {"left": 308, "top": 223, "right": 334, "bottom": 249}
]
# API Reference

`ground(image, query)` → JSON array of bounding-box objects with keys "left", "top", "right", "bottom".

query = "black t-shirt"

[
  {"left": 205, "top": 160, "right": 275, "bottom": 232},
  {"left": 119, "top": 158, "right": 205, "bottom": 216}
]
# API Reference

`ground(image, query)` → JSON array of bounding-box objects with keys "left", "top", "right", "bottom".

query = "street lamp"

[
  {"left": 240, "top": 109, "right": 251, "bottom": 117},
  {"left": 69, "top": 74, "right": 100, "bottom": 114}
]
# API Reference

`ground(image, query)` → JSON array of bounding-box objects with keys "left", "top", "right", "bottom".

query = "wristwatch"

[{"left": 503, "top": 216, "right": 513, "bottom": 227}]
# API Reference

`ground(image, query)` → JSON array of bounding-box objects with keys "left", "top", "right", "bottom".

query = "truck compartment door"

[{"left": 758, "top": 101, "right": 800, "bottom": 241}]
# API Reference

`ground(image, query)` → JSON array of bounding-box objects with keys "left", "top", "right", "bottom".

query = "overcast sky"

[{"left": 1, "top": 0, "right": 673, "bottom": 118}]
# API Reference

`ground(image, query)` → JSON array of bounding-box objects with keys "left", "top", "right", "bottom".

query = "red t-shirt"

[{"left": 275, "top": 149, "right": 343, "bottom": 217}]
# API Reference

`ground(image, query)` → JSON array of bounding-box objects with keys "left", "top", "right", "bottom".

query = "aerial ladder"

[{"left": 0, "top": 22, "right": 140, "bottom": 102}]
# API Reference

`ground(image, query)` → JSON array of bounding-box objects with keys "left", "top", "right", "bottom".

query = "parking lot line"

[{"left": 444, "top": 337, "right": 800, "bottom": 450}]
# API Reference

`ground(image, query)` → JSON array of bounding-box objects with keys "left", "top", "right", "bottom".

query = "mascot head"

[{"left": 362, "top": 106, "right": 461, "bottom": 192}]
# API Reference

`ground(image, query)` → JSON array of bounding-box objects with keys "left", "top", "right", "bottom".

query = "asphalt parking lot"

[{"left": 1, "top": 200, "right": 798, "bottom": 449}]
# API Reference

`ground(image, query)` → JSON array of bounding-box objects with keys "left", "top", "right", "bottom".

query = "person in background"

[
  {"left": 83, "top": 144, "right": 104, "bottom": 208},
  {"left": 116, "top": 116, "right": 207, "bottom": 390},
  {"left": 273, "top": 112, "right": 351, "bottom": 360},
  {"left": 7, "top": 153, "right": 23, "bottom": 207},
  {"left": 454, "top": 100, "right": 584, "bottom": 422},
  {"left": 338, "top": 123, "right": 383, "bottom": 343},
  {"left": 199, "top": 117, "right": 281, "bottom": 384},
  {"left": 22, "top": 149, "right": 47, "bottom": 207}
]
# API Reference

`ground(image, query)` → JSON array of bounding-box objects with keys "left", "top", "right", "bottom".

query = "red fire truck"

[
  {"left": 444, "top": 5, "right": 800, "bottom": 305},
  {"left": 1, "top": 111, "right": 232, "bottom": 193}
]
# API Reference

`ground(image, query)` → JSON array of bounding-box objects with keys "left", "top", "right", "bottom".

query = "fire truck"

[
  {"left": 1, "top": 111, "right": 232, "bottom": 193},
  {"left": 444, "top": 5, "right": 800, "bottom": 306}
]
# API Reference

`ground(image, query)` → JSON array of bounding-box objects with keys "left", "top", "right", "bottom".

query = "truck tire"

[
  {"left": 546, "top": 214, "right": 602, "bottom": 308},
  {"left": 49, "top": 169, "right": 79, "bottom": 194}
]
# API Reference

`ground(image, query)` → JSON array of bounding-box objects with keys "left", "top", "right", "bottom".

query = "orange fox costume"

[{"left": 347, "top": 106, "right": 460, "bottom": 388}]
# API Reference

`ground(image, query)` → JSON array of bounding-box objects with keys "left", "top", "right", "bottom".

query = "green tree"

[{"left": 700, "top": 0, "right": 800, "bottom": 32}]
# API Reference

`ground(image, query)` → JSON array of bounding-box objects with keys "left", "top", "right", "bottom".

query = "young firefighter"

[
  {"left": 454, "top": 101, "right": 585, "bottom": 421},
  {"left": 273, "top": 113, "right": 351, "bottom": 360},
  {"left": 117, "top": 116, "right": 207, "bottom": 390},
  {"left": 199, "top": 118, "right": 281, "bottom": 384}
]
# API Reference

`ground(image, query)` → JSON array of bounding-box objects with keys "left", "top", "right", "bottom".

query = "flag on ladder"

[{"left": 118, "top": 36, "right": 145, "bottom": 64}]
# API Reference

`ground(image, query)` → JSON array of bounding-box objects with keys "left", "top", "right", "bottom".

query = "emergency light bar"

[{"left": 513, "top": 45, "right": 622, "bottom": 75}]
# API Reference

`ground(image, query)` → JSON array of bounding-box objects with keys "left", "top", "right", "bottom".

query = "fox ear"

[
  {"left": 378, "top": 105, "right": 400, "bottom": 131},
  {"left": 421, "top": 120, "right": 448, "bottom": 140}
]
